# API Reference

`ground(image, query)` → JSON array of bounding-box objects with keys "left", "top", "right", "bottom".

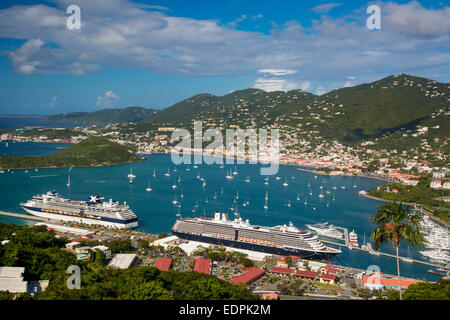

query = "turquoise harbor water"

[
  {"left": 0, "top": 149, "right": 443, "bottom": 282},
  {"left": 1, "top": 140, "right": 71, "bottom": 156}
]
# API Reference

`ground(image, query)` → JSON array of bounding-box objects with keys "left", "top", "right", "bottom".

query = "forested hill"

[
  {"left": 45, "top": 107, "right": 157, "bottom": 124},
  {"left": 0, "top": 136, "right": 145, "bottom": 169},
  {"left": 141, "top": 74, "right": 449, "bottom": 145}
]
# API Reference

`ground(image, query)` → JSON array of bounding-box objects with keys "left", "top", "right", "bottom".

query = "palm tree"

[{"left": 369, "top": 202, "right": 425, "bottom": 300}]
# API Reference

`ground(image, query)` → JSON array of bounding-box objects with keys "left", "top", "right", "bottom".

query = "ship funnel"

[
  {"left": 222, "top": 212, "right": 228, "bottom": 222},
  {"left": 214, "top": 211, "right": 221, "bottom": 221}
]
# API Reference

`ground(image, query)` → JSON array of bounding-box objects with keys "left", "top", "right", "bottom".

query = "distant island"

[
  {"left": 0, "top": 136, "right": 146, "bottom": 169},
  {"left": 44, "top": 106, "right": 157, "bottom": 124}
]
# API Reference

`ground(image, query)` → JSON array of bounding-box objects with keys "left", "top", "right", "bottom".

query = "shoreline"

[
  {"left": 359, "top": 193, "right": 449, "bottom": 228},
  {"left": 0, "top": 158, "right": 147, "bottom": 171},
  {"left": 147, "top": 151, "right": 394, "bottom": 183}
]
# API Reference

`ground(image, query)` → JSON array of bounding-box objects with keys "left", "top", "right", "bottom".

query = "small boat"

[
  {"left": 232, "top": 167, "right": 238, "bottom": 175},
  {"left": 172, "top": 181, "right": 178, "bottom": 189},
  {"left": 244, "top": 177, "right": 250, "bottom": 183},
  {"left": 276, "top": 176, "right": 281, "bottom": 180},
  {"left": 127, "top": 169, "right": 136, "bottom": 179},
  {"left": 172, "top": 195, "right": 179, "bottom": 205},
  {"left": 226, "top": 171, "right": 233, "bottom": 179},
  {"left": 180, "top": 190, "right": 184, "bottom": 198},
  {"left": 282, "top": 178, "right": 289, "bottom": 187},
  {"left": 287, "top": 201, "right": 291, "bottom": 208},
  {"left": 349, "top": 230, "right": 359, "bottom": 247}
]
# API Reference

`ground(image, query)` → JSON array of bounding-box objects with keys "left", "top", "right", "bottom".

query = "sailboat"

[
  {"left": 178, "top": 176, "right": 182, "bottom": 183},
  {"left": 164, "top": 168, "right": 170, "bottom": 177},
  {"left": 66, "top": 175, "right": 71, "bottom": 187},
  {"left": 283, "top": 178, "right": 289, "bottom": 187},
  {"left": 244, "top": 177, "right": 250, "bottom": 183},
  {"left": 212, "top": 192, "right": 217, "bottom": 199},
  {"left": 264, "top": 192, "right": 269, "bottom": 210},
  {"left": 172, "top": 180, "right": 178, "bottom": 189},
  {"left": 226, "top": 170, "right": 233, "bottom": 179},
  {"left": 304, "top": 197, "right": 308, "bottom": 205},
  {"left": 319, "top": 189, "right": 324, "bottom": 198},
  {"left": 153, "top": 169, "right": 156, "bottom": 178},
  {"left": 287, "top": 201, "right": 291, "bottom": 208},
  {"left": 127, "top": 169, "right": 136, "bottom": 179},
  {"left": 202, "top": 180, "right": 207, "bottom": 188},
  {"left": 264, "top": 177, "right": 269, "bottom": 185},
  {"left": 146, "top": 181, "right": 152, "bottom": 192},
  {"left": 400, "top": 247, "right": 414, "bottom": 263},
  {"left": 296, "top": 192, "right": 300, "bottom": 201},
  {"left": 233, "top": 167, "right": 238, "bottom": 175},
  {"left": 172, "top": 195, "right": 179, "bottom": 205}
]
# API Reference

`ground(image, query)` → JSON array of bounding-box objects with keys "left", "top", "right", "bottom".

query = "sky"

[{"left": 0, "top": 0, "right": 449, "bottom": 114}]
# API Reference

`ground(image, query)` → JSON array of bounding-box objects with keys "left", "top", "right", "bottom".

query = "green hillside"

[
  {"left": 140, "top": 74, "right": 449, "bottom": 146},
  {"left": 45, "top": 107, "right": 157, "bottom": 124},
  {"left": 0, "top": 136, "right": 145, "bottom": 169}
]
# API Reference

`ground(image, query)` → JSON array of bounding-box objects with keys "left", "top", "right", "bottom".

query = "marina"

[{"left": 0, "top": 152, "right": 447, "bottom": 281}]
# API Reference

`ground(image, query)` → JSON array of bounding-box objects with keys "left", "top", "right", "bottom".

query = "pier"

[
  {"left": 0, "top": 211, "right": 50, "bottom": 222},
  {"left": 320, "top": 232, "right": 446, "bottom": 269}
]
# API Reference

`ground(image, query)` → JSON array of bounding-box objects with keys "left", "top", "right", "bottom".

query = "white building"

[
  {"left": 430, "top": 181, "right": 442, "bottom": 189},
  {"left": 0, "top": 267, "right": 28, "bottom": 294}
]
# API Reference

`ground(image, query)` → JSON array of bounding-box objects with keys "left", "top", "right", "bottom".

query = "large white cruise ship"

[
  {"left": 306, "top": 222, "right": 344, "bottom": 240},
  {"left": 172, "top": 212, "right": 341, "bottom": 260},
  {"left": 20, "top": 190, "right": 138, "bottom": 229}
]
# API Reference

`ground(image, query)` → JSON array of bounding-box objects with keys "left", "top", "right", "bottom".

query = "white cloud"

[
  {"left": 258, "top": 69, "right": 298, "bottom": 76},
  {"left": 0, "top": 0, "right": 448, "bottom": 86},
  {"left": 311, "top": 3, "right": 342, "bottom": 14},
  {"left": 253, "top": 78, "right": 300, "bottom": 92},
  {"left": 96, "top": 90, "right": 119, "bottom": 107},
  {"left": 49, "top": 96, "right": 58, "bottom": 108},
  {"left": 316, "top": 86, "right": 327, "bottom": 95}
]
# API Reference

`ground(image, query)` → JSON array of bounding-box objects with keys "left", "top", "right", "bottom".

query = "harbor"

[
  {"left": 0, "top": 152, "right": 446, "bottom": 282},
  {"left": 317, "top": 226, "right": 447, "bottom": 270}
]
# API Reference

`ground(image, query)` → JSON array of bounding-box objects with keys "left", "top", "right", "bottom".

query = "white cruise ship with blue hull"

[
  {"left": 20, "top": 190, "right": 138, "bottom": 229},
  {"left": 172, "top": 211, "right": 341, "bottom": 260}
]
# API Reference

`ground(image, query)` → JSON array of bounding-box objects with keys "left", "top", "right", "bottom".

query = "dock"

[
  {"left": 319, "top": 226, "right": 446, "bottom": 269},
  {"left": 0, "top": 211, "right": 49, "bottom": 222}
]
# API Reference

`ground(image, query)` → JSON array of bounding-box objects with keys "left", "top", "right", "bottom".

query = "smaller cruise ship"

[
  {"left": 306, "top": 222, "right": 344, "bottom": 240},
  {"left": 349, "top": 230, "right": 359, "bottom": 247},
  {"left": 20, "top": 190, "right": 138, "bottom": 229}
]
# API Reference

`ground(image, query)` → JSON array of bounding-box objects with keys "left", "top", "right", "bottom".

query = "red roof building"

[
  {"left": 154, "top": 257, "right": 172, "bottom": 271},
  {"left": 193, "top": 257, "right": 211, "bottom": 274},
  {"left": 319, "top": 273, "right": 336, "bottom": 284},
  {"left": 229, "top": 267, "right": 265, "bottom": 285},
  {"left": 294, "top": 270, "right": 317, "bottom": 279},
  {"left": 262, "top": 293, "right": 279, "bottom": 300},
  {"left": 321, "top": 264, "right": 340, "bottom": 275},
  {"left": 363, "top": 275, "right": 419, "bottom": 290},
  {"left": 270, "top": 266, "right": 293, "bottom": 275}
]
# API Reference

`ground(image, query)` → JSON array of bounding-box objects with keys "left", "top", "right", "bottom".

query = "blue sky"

[{"left": 0, "top": 0, "right": 449, "bottom": 114}]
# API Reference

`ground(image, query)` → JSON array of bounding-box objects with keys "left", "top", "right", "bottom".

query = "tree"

[{"left": 369, "top": 202, "right": 425, "bottom": 300}]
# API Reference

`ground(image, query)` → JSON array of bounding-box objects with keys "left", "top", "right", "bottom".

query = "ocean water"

[
  {"left": 0, "top": 140, "right": 71, "bottom": 156},
  {"left": 0, "top": 116, "right": 96, "bottom": 129},
  {"left": 0, "top": 149, "right": 443, "bottom": 282}
]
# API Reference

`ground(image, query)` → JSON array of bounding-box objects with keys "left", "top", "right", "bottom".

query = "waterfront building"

[{"left": 229, "top": 267, "right": 265, "bottom": 285}]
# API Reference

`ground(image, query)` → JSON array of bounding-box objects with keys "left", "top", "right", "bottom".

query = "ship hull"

[
  {"left": 21, "top": 206, "right": 138, "bottom": 229},
  {"left": 172, "top": 231, "right": 339, "bottom": 260}
]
